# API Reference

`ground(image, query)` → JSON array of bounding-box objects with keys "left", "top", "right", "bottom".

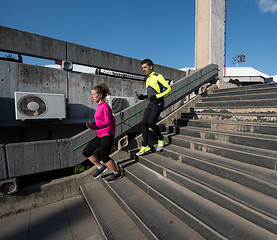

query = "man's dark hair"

[{"left": 141, "top": 59, "right": 153, "bottom": 67}]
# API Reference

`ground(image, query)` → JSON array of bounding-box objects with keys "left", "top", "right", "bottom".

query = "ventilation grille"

[{"left": 18, "top": 95, "right": 47, "bottom": 116}]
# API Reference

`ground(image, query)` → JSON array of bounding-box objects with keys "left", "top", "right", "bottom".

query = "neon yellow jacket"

[{"left": 146, "top": 71, "right": 171, "bottom": 100}]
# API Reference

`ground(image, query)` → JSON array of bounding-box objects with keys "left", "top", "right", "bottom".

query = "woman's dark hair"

[
  {"left": 92, "top": 83, "right": 111, "bottom": 98},
  {"left": 141, "top": 59, "right": 153, "bottom": 67}
]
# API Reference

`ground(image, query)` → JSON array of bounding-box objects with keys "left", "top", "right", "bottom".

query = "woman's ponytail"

[{"left": 92, "top": 83, "right": 111, "bottom": 98}]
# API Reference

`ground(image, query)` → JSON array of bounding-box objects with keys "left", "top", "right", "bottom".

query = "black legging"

[
  {"left": 141, "top": 103, "right": 164, "bottom": 146},
  {"left": 82, "top": 135, "right": 114, "bottom": 163}
]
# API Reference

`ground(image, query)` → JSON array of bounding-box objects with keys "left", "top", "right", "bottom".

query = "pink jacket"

[{"left": 90, "top": 101, "right": 115, "bottom": 137}]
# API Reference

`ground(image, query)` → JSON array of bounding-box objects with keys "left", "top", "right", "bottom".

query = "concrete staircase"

[{"left": 81, "top": 83, "right": 277, "bottom": 240}]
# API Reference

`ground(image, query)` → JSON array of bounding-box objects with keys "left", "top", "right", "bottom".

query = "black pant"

[
  {"left": 82, "top": 135, "right": 114, "bottom": 163},
  {"left": 141, "top": 103, "right": 164, "bottom": 146}
]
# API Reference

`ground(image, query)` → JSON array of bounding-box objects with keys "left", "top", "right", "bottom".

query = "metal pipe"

[{"left": 224, "top": 0, "right": 227, "bottom": 77}]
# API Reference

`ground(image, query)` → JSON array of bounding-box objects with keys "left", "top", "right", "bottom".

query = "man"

[{"left": 136, "top": 59, "right": 171, "bottom": 156}]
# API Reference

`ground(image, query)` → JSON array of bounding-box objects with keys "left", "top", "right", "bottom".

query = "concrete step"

[
  {"left": 101, "top": 173, "right": 205, "bottom": 240},
  {"left": 191, "top": 83, "right": 277, "bottom": 123},
  {"left": 159, "top": 143, "right": 277, "bottom": 188},
  {"left": 212, "top": 83, "right": 277, "bottom": 94},
  {"left": 175, "top": 118, "right": 277, "bottom": 137},
  {"left": 210, "top": 86, "right": 277, "bottom": 98},
  {"left": 80, "top": 180, "right": 148, "bottom": 240},
  {"left": 193, "top": 106, "right": 277, "bottom": 116},
  {"left": 135, "top": 151, "right": 277, "bottom": 235},
  {"left": 167, "top": 133, "right": 277, "bottom": 171},
  {"left": 181, "top": 111, "right": 277, "bottom": 123},
  {"left": 123, "top": 161, "right": 277, "bottom": 240},
  {"left": 195, "top": 98, "right": 277, "bottom": 108},
  {"left": 197, "top": 83, "right": 277, "bottom": 109},
  {"left": 166, "top": 125, "right": 277, "bottom": 151},
  {"left": 202, "top": 92, "right": 277, "bottom": 102}
]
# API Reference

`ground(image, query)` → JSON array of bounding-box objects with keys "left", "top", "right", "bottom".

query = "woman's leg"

[
  {"left": 106, "top": 159, "right": 118, "bottom": 173},
  {"left": 99, "top": 135, "right": 122, "bottom": 182},
  {"left": 82, "top": 136, "right": 105, "bottom": 169},
  {"left": 87, "top": 154, "right": 102, "bottom": 168},
  {"left": 99, "top": 135, "right": 119, "bottom": 172},
  {"left": 106, "top": 158, "right": 122, "bottom": 183}
]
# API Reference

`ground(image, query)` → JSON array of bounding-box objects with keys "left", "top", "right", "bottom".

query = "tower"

[{"left": 195, "top": 0, "right": 225, "bottom": 80}]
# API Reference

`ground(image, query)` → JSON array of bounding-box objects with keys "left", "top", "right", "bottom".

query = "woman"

[{"left": 82, "top": 83, "right": 121, "bottom": 183}]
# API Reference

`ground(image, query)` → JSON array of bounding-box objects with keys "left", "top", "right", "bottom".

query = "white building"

[
  {"left": 223, "top": 67, "right": 273, "bottom": 85},
  {"left": 181, "top": 66, "right": 275, "bottom": 85}
]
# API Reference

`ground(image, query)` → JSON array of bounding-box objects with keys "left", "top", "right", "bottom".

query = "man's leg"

[
  {"left": 148, "top": 104, "right": 163, "bottom": 140},
  {"left": 148, "top": 104, "right": 166, "bottom": 151},
  {"left": 136, "top": 107, "right": 152, "bottom": 156},
  {"left": 141, "top": 107, "right": 152, "bottom": 146}
]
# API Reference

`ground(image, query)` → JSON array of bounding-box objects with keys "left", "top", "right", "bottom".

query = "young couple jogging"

[{"left": 82, "top": 59, "right": 171, "bottom": 182}]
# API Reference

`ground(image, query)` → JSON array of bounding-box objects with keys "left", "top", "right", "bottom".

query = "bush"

[{"left": 74, "top": 164, "right": 90, "bottom": 174}]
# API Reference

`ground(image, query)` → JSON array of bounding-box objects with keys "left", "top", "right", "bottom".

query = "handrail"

[
  {"left": 72, "top": 67, "right": 218, "bottom": 151},
  {"left": 164, "top": 67, "right": 217, "bottom": 98}
]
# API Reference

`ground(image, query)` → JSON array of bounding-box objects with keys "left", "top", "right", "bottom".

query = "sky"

[{"left": 1, "top": 0, "right": 276, "bottom": 76}]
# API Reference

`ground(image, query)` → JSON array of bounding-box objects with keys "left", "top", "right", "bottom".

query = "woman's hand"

[
  {"left": 86, "top": 121, "right": 93, "bottom": 129},
  {"left": 87, "top": 121, "right": 97, "bottom": 130}
]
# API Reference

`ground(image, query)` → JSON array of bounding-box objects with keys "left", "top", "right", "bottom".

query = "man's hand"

[{"left": 138, "top": 94, "right": 148, "bottom": 100}]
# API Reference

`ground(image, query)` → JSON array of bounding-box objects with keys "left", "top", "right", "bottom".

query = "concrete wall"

[
  {"left": 0, "top": 58, "right": 144, "bottom": 143},
  {"left": 195, "top": 0, "right": 210, "bottom": 69},
  {"left": 0, "top": 26, "right": 66, "bottom": 61},
  {"left": 210, "top": 0, "right": 225, "bottom": 80},
  {"left": 0, "top": 26, "right": 185, "bottom": 80},
  {"left": 0, "top": 145, "right": 8, "bottom": 180},
  {"left": 0, "top": 61, "right": 67, "bottom": 123},
  {"left": 0, "top": 25, "right": 189, "bottom": 181},
  {"left": 0, "top": 25, "right": 187, "bottom": 143},
  {"left": 195, "top": 0, "right": 225, "bottom": 80},
  {"left": 0, "top": 61, "right": 148, "bottom": 122},
  {"left": 0, "top": 60, "right": 146, "bottom": 124},
  {"left": 0, "top": 59, "right": 148, "bottom": 143}
]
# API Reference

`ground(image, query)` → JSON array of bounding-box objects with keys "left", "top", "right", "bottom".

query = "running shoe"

[
  {"left": 136, "top": 145, "right": 151, "bottom": 156},
  {"left": 106, "top": 172, "right": 122, "bottom": 183},
  {"left": 156, "top": 138, "right": 166, "bottom": 151},
  {"left": 93, "top": 166, "right": 108, "bottom": 179}
]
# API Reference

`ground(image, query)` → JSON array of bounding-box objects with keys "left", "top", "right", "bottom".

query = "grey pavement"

[{"left": 0, "top": 195, "right": 102, "bottom": 240}]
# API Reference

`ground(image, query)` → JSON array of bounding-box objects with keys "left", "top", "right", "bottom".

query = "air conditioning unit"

[
  {"left": 106, "top": 96, "right": 138, "bottom": 114},
  {"left": 14, "top": 91, "right": 66, "bottom": 120}
]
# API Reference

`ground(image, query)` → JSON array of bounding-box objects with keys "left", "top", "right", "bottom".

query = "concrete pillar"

[{"left": 195, "top": 0, "right": 225, "bottom": 80}]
